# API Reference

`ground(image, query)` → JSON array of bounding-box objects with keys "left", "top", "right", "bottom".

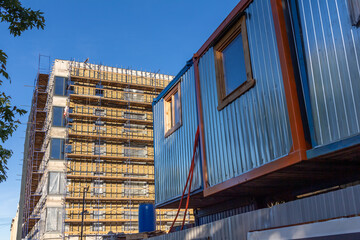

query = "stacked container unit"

[
  {"left": 153, "top": 60, "right": 202, "bottom": 207},
  {"left": 291, "top": 0, "right": 360, "bottom": 157},
  {"left": 197, "top": 0, "right": 292, "bottom": 189},
  {"left": 153, "top": 0, "right": 360, "bottom": 228}
]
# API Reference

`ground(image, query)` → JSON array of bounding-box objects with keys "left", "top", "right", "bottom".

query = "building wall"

[
  {"left": 65, "top": 62, "right": 159, "bottom": 236},
  {"left": 16, "top": 116, "right": 31, "bottom": 240},
  {"left": 198, "top": 0, "right": 292, "bottom": 187},
  {"left": 153, "top": 65, "right": 201, "bottom": 206},
  {"left": 23, "top": 60, "right": 70, "bottom": 240},
  {"left": 42, "top": 60, "right": 69, "bottom": 240},
  {"left": 21, "top": 59, "right": 194, "bottom": 239},
  {"left": 64, "top": 60, "right": 193, "bottom": 237},
  {"left": 296, "top": 0, "right": 360, "bottom": 147},
  {"left": 10, "top": 207, "right": 19, "bottom": 240}
]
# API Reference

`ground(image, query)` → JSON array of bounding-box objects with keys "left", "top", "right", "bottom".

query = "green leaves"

[
  {"left": 0, "top": 0, "right": 45, "bottom": 182},
  {"left": 0, "top": 144, "right": 12, "bottom": 182},
  {"left": 0, "top": 92, "right": 26, "bottom": 182},
  {"left": 0, "top": 50, "right": 9, "bottom": 85},
  {"left": 0, "top": 92, "right": 26, "bottom": 143},
  {"left": 0, "top": 0, "right": 45, "bottom": 37}
]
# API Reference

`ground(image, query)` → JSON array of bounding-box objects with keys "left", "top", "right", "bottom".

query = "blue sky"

[{"left": 0, "top": 0, "right": 239, "bottom": 238}]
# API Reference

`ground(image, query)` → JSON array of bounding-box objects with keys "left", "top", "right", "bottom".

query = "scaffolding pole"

[{"left": 22, "top": 55, "right": 51, "bottom": 239}]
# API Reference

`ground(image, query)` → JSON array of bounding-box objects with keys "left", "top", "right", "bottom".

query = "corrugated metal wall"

[
  {"left": 153, "top": 66, "right": 201, "bottom": 206},
  {"left": 198, "top": 0, "right": 292, "bottom": 187},
  {"left": 298, "top": 0, "right": 360, "bottom": 147},
  {"left": 149, "top": 184, "right": 360, "bottom": 240},
  {"left": 195, "top": 202, "right": 256, "bottom": 226}
]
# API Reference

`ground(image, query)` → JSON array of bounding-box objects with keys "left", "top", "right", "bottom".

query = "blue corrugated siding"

[
  {"left": 298, "top": 0, "right": 360, "bottom": 147},
  {"left": 198, "top": 0, "right": 292, "bottom": 187},
  {"left": 153, "top": 66, "right": 201, "bottom": 205}
]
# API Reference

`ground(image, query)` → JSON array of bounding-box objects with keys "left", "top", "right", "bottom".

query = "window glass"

[
  {"left": 348, "top": 0, "right": 360, "bottom": 26},
  {"left": 95, "top": 89, "right": 104, "bottom": 97},
  {"left": 52, "top": 107, "right": 65, "bottom": 127},
  {"left": 92, "top": 223, "right": 104, "bottom": 231},
  {"left": 164, "top": 83, "right": 182, "bottom": 136},
  {"left": 46, "top": 208, "right": 58, "bottom": 231},
  {"left": 124, "top": 146, "right": 146, "bottom": 157},
  {"left": 95, "top": 108, "right": 106, "bottom": 116},
  {"left": 46, "top": 207, "right": 63, "bottom": 232},
  {"left": 95, "top": 120, "right": 104, "bottom": 126},
  {"left": 168, "top": 98, "right": 173, "bottom": 128},
  {"left": 214, "top": 15, "right": 254, "bottom": 110},
  {"left": 54, "top": 77, "right": 66, "bottom": 96},
  {"left": 48, "top": 172, "right": 66, "bottom": 195},
  {"left": 48, "top": 172, "right": 60, "bottom": 194},
  {"left": 59, "top": 172, "right": 66, "bottom": 194},
  {"left": 122, "top": 181, "right": 149, "bottom": 197},
  {"left": 93, "top": 207, "right": 105, "bottom": 219},
  {"left": 222, "top": 34, "right": 247, "bottom": 95},
  {"left": 174, "top": 91, "right": 180, "bottom": 125},
  {"left": 50, "top": 138, "right": 64, "bottom": 159},
  {"left": 65, "top": 144, "right": 72, "bottom": 154},
  {"left": 92, "top": 180, "right": 105, "bottom": 196},
  {"left": 124, "top": 89, "right": 144, "bottom": 102},
  {"left": 94, "top": 140, "right": 106, "bottom": 155},
  {"left": 124, "top": 111, "right": 146, "bottom": 120}
]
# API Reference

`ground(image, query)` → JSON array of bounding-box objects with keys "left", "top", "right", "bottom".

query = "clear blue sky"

[{"left": 0, "top": 0, "right": 239, "bottom": 238}]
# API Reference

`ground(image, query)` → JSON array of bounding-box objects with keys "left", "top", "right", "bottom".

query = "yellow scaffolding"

[{"left": 64, "top": 62, "right": 191, "bottom": 238}]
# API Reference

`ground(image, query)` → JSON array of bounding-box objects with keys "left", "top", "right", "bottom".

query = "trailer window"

[
  {"left": 164, "top": 82, "right": 182, "bottom": 137},
  {"left": 214, "top": 14, "right": 255, "bottom": 110}
]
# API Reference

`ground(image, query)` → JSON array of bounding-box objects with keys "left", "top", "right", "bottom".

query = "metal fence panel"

[{"left": 149, "top": 185, "right": 360, "bottom": 240}]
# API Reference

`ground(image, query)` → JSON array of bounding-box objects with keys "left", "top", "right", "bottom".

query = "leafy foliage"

[
  {"left": 0, "top": 0, "right": 45, "bottom": 37},
  {"left": 0, "top": 50, "right": 9, "bottom": 85},
  {"left": 0, "top": 0, "right": 45, "bottom": 182},
  {"left": 0, "top": 93, "right": 26, "bottom": 182}
]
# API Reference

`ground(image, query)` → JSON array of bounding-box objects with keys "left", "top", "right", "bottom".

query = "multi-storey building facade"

[{"left": 19, "top": 59, "right": 193, "bottom": 240}]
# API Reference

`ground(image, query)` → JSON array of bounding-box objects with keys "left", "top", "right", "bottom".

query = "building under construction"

[{"left": 18, "top": 58, "right": 193, "bottom": 240}]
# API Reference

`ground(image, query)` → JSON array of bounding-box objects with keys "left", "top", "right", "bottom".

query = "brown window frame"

[
  {"left": 214, "top": 14, "right": 255, "bottom": 111},
  {"left": 164, "top": 83, "right": 182, "bottom": 138}
]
